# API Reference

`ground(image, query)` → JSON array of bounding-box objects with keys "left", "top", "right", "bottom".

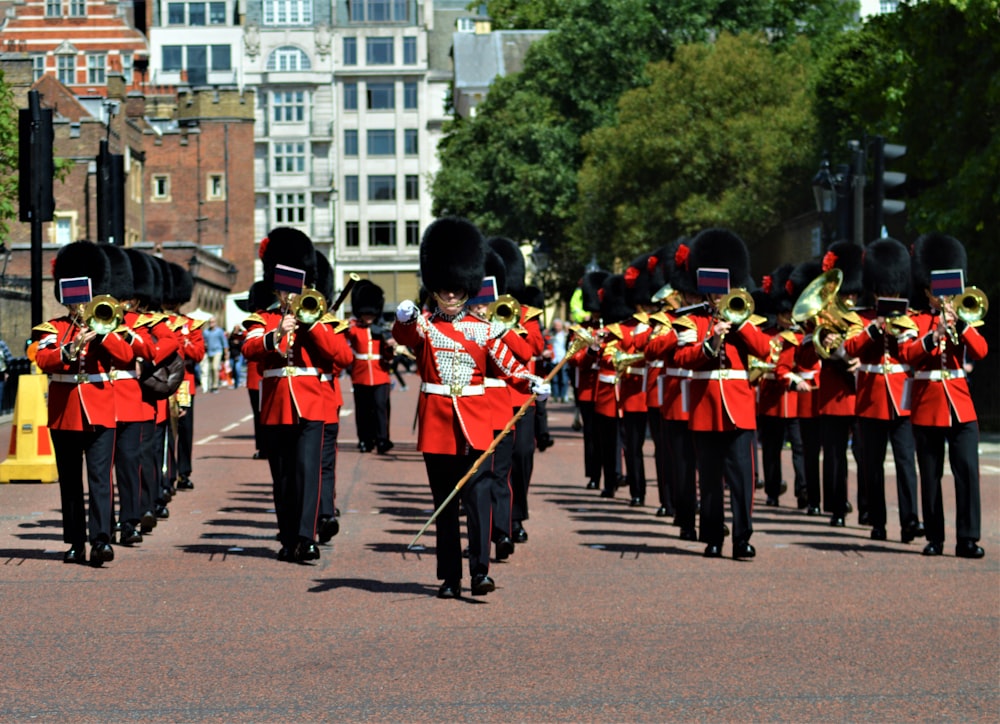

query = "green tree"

[
  {"left": 0, "top": 72, "right": 20, "bottom": 240},
  {"left": 570, "top": 33, "right": 818, "bottom": 267}
]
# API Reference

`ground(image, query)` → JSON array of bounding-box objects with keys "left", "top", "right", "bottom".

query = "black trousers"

[
  {"left": 510, "top": 409, "right": 535, "bottom": 523},
  {"left": 914, "top": 418, "right": 981, "bottom": 544},
  {"left": 248, "top": 388, "right": 265, "bottom": 456},
  {"left": 137, "top": 419, "right": 158, "bottom": 513},
  {"left": 799, "top": 417, "right": 823, "bottom": 509},
  {"left": 621, "top": 411, "right": 647, "bottom": 502},
  {"left": 858, "top": 415, "right": 920, "bottom": 531},
  {"left": 114, "top": 421, "right": 142, "bottom": 525},
  {"left": 648, "top": 410, "right": 673, "bottom": 512},
  {"left": 153, "top": 420, "right": 169, "bottom": 502},
  {"left": 534, "top": 397, "right": 550, "bottom": 441},
  {"left": 693, "top": 428, "right": 755, "bottom": 547},
  {"left": 51, "top": 427, "right": 115, "bottom": 546},
  {"left": 424, "top": 451, "right": 490, "bottom": 582},
  {"left": 265, "top": 419, "right": 324, "bottom": 547},
  {"left": 577, "top": 401, "right": 600, "bottom": 484},
  {"left": 176, "top": 399, "right": 195, "bottom": 480},
  {"left": 665, "top": 419, "right": 697, "bottom": 530},
  {"left": 319, "top": 422, "right": 339, "bottom": 519},
  {"left": 353, "top": 383, "right": 390, "bottom": 448},
  {"left": 821, "top": 415, "right": 853, "bottom": 516},
  {"left": 482, "top": 431, "right": 514, "bottom": 538},
  {"left": 594, "top": 412, "right": 620, "bottom": 495},
  {"left": 760, "top": 416, "right": 806, "bottom": 500}
]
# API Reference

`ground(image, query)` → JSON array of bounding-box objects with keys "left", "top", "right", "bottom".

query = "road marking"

[
  {"left": 240, "top": 414, "right": 254, "bottom": 422},
  {"left": 195, "top": 434, "right": 218, "bottom": 446},
  {"left": 221, "top": 422, "right": 239, "bottom": 432}
]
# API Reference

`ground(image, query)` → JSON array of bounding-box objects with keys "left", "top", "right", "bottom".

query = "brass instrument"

[
  {"left": 83, "top": 294, "right": 123, "bottom": 335},
  {"left": 747, "top": 355, "right": 776, "bottom": 385},
  {"left": 955, "top": 286, "right": 988, "bottom": 325},
  {"left": 291, "top": 288, "right": 328, "bottom": 324},
  {"left": 568, "top": 325, "right": 597, "bottom": 351},
  {"left": 651, "top": 283, "right": 681, "bottom": 310},
  {"left": 331, "top": 272, "right": 362, "bottom": 314},
  {"left": 791, "top": 269, "right": 859, "bottom": 359},
  {"left": 486, "top": 294, "right": 522, "bottom": 330},
  {"left": 612, "top": 349, "right": 645, "bottom": 380},
  {"left": 716, "top": 288, "right": 754, "bottom": 325}
]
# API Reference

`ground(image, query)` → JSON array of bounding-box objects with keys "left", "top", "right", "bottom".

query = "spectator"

[
  {"left": 202, "top": 317, "right": 228, "bottom": 393},
  {"left": 0, "top": 338, "right": 12, "bottom": 414},
  {"left": 228, "top": 325, "right": 246, "bottom": 389},
  {"left": 549, "top": 318, "right": 569, "bottom": 402}
]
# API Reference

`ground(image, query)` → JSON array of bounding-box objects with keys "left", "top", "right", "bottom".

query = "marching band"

[{"left": 23, "top": 219, "right": 988, "bottom": 587}]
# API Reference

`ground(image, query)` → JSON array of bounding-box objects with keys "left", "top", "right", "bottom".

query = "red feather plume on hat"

[
  {"left": 50, "top": 257, "right": 57, "bottom": 274},
  {"left": 258, "top": 236, "right": 270, "bottom": 261},
  {"left": 785, "top": 279, "right": 795, "bottom": 296},
  {"left": 762, "top": 275, "right": 773, "bottom": 295},
  {"left": 597, "top": 288, "right": 605, "bottom": 303},
  {"left": 647, "top": 255, "right": 658, "bottom": 273},
  {"left": 674, "top": 244, "right": 690, "bottom": 270},
  {"left": 822, "top": 251, "right": 837, "bottom": 272},
  {"left": 624, "top": 266, "right": 639, "bottom": 288}
]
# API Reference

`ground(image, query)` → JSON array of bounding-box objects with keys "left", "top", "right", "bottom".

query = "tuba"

[
  {"left": 291, "top": 288, "right": 328, "bottom": 324},
  {"left": 487, "top": 294, "right": 521, "bottom": 330},
  {"left": 792, "top": 269, "right": 860, "bottom": 359},
  {"left": 715, "top": 289, "right": 754, "bottom": 325},
  {"left": 83, "top": 295, "right": 123, "bottom": 335}
]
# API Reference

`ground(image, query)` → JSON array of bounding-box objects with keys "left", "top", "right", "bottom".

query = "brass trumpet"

[
  {"left": 291, "top": 288, "right": 328, "bottom": 324},
  {"left": 82, "top": 294, "right": 123, "bottom": 335},
  {"left": 955, "top": 286, "right": 988, "bottom": 324},
  {"left": 715, "top": 288, "right": 754, "bottom": 325},
  {"left": 612, "top": 348, "right": 645, "bottom": 380},
  {"left": 487, "top": 294, "right": 521, "bottom": 330}
]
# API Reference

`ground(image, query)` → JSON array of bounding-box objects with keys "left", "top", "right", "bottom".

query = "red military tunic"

[
  {"left": 345, "top": 321, "right": 392, "bottom": 387},
  {"left": 171, "top": 314, "right": 205, "bottom": 420},
  {"left": 898, "top": 313, "right": 988, "bottom": 426},
  {"left": 506, "top": 306, "right": 545, "bottom": 409},
  {"left": 798, "top": 330, "right": 856, "bottom": 417},
  {"left": 242, "top": 310, "right": 354, "bottom": 424},
  {"left": 392, "top": 309, "right": 537, "bottom": 455},
  {"left": 34, "top": 318, "right": 135, "bottom": 430},
  {"left": 483, "top": 325, "right": 535, "bottom": 431},
  {"left": 757, "top": 331, "right": 800, "bottom": 419},
  {"left": 843, "top": 310, "right": 914, "bottom": 420},
  {"left": 671, "top": 310, "right": 772, "bottom": 431},
  {"left": 568, "top": 322, "right": 600, "bottom": 404},
  {"left": 644, "top": 320, "right": 689, "bottom": 422},
  {"left": 593, "top": 324, "right": 625, "bottom": 419},
  {"left": 121, "top": 311, "right": 180, "bottom": 421},
  {"left": 617, "top": 316, "right": 649, "bottom": 414}
]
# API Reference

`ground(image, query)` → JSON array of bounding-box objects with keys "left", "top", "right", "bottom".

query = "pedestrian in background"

[
  {"left": 549, "top": 318, "right": 569, "bottom": 402},
  {"left": 0, "top": 338, "right": 13, "bottom": 414},
  {"left": 229, "top": 325, "right": 246, "bottom": 389},
  {"left": 202, "top": 316, "right": 228, "bottom": 393}
]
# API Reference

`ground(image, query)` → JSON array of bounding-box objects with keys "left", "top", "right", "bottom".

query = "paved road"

[{"left": 0, "top": 374, "right": 997, "bottom": 722}]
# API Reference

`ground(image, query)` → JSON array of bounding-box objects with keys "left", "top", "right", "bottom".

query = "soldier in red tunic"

[
  {"left": 345, "top": 280, "right": 393, "bottom": 454},
  {"left": 567, "top": 270, "right": 608, "bottom": 491},
  {"left": 899, "top": 232, "right": 988, "bottom": 558},
  {"left": 34, "top": 241, "right": 136, "bottom": 566},
  {"left": 393, "top": 218, "right": 546, "bottom": 598}
]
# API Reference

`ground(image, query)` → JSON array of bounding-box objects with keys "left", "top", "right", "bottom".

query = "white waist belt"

[
  {"left": 913, "top": 369, "right": 965, "bottom": 381},
  {"left": 421, "top": 382, "right": 485, "bottom": 397},
  {"left": 666, "top": 368, "right": 693, "bottom": 378},
  {"left": 263, "top": 366, "right": 320, "bottom": 378},
  {"left": 597, "top": 373, "right": 617, "bottom": 385},
  {"left": 647, "top": 360, "right": 664, "bottom": 369},
  {"left": 484, "top": 378, "right": 507, "bottom": 388},
  {"left": 624, "top": 366, "right": 647, "bottom": 377},
  {"left": 353, "top": 353, "right": 376, "bottom": 360},
  {"left": 689, "top": 370, "right": 749, "bottom": 380},
  {"left": 51, "top": 373, "right": 109, "bottom": 384},
  {"left": 858, "top": 363, "right": 910, "bottom": 375},
  {"left": 320, "top": 373, "right": 334, "bottom": 382}
]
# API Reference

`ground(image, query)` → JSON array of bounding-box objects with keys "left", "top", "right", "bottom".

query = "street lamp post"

[{"left": 812, "top": 157, "right": 850, "bottom": 248}]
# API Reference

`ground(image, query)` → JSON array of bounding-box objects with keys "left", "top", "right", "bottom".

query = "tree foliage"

[
  {"left": 0, "top": 72, "right": 20, "bottom": 240},
  {"left": 570, "top": 33, "right": 818, "bottom": 267}
]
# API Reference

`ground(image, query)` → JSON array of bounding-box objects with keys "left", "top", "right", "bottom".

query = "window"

[
  {"left": 210, "top": 2, "right": 226, "bottom": 23},
  {"left": 403, "top": 37, "right": 416, "bottom": 65},
  {"left": 404, "top": 129, "right": 417, "bottom": 156},
  {"left": 274, "top": 142, "right": 306, "bottom": 173},
  {"left": 343, "top": 129, "right": 358, "bottom": 156},
  {"left": 405, "top": 175, "right": 419, "bottom": 201},
  {"left": 456, "top": 17, "right": 475, "bottom": 33},
  {"left": 57, "top": 55, "right": 75, "bottom": 84},
  {"left": 267, "top": 47, "right": 311, "bottom": 71},
  {"left": 366, "top": 37, "right": 393, "bottom": 65},
  {"left": 273, "top": 91, "right": 305, "bottom": 122},
  {"left": 368, "top": 175, "right": 396, "bottom": 201},
  {"left": 366, "top": 82, "right": 394, "bottom": 110},
  {"left": 121, "top": 52, "right": 133, "bottom": 83},
  {"left": 275, "top": 192, "right": 307, "bottom": 224},
  {"left": 168, "top": 3, "right": 185, "bottom": 23},
  {"left": 369, "top": 221, "right": 396, "bottom": 247},
  {"left": 87, "top": 54, "right": 106, "bottom": 84},
  {"left": 46, "top": 0, "right": 61, "bottom": 17},
  {"left": 343, "top": 175, "right": 359, "bottom": 201},
  {"left": 189, "top": 2, "right": 206, "bottom": 24},
  {"left": 263, "top": 0, "right": 313, "bottom": 25},
  {"left": 367, "top": 129, "right": 395, "bottom": 156},
  {"left": 403, "top": 81, "right": 417, "bottom": 109},
  {"left": 405, "top": 220, "right": 420, "bottom": 246},
  {"left": 152, "top": 175, "right": 171, "bottom": 200},
  {"left": 879, "top": 0, "right": 898, "bottom": 12},
  {"left": 344, "top": 82, "right": 358, "bottom": 111},
  {"left": 343, "top": 37, "right": 357, "bottom": 65},
  {"left": 349, "top": 0, "right": 407, "bottom": 22},
  {"left": 162, "top": 46, "right": 182, "bottom": 71},
  {"left": 211, "top": 45, "right": 231, "bottom": 71},
  {"left": 32, "top": 55, "right": 45, "bottom": 82},
  {"left": 345, "top": 221, "right": 360, "bottom": 247},
  {"left": 69, "top": 0, "right": 85, "bottom": 16},
  {"left": 207, "top": 173, "right": 225, "bottom": 200},
  {"left": 54, "top": 216, "right": 73, "bottom": 245}
]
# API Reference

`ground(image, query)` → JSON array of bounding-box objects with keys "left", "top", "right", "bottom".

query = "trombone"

[
  {"left": 944, "top": 286, "right": 989, "bottom": 343},
  {"left": 291, "top": 288, "right": 328, "bottom": 324},
  {"left": 486, "top": 294, "right": 522, "bottom": 330},
  {"left": 712, "top": 288, "right": 754, "bottom": 326},
  {"left": 81, "top": 295, "right": 123, "bottom": 335}
]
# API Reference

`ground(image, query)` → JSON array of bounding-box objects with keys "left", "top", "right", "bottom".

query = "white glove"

[
  {"left": 677, "top": 328, "right": 699, "bottom": 346},
  {"left": 395, "top": 299, "right": 419, "bottom": 323},
  {"left": 530, "top": 380, "right": 551, "bottom": 402}
]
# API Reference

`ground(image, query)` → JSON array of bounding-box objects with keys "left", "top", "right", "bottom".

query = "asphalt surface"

[{"left": 0, "top": 374, "right": 997, "bottom": 722}]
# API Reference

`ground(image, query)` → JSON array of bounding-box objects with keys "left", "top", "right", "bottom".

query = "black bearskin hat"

[
  {"left": 420, "top": 217, "right": 486, "bottom": 301},
  {"left": 822, "top": 241, "right": 864, "bottom": 298},
  {"left": 677, "top": 228, "right": 750, "bottom": 295},
  {"left": 260, "top": 227, "right": 316, "bottom": 288},
  {"left": 155, "top": 258, "right": 174, "bottom": 308},
  {"left": 314, "top": 250, "right": 333, "bottom": 301},
  {"left": 97, "top": 243, "right": 135, "bottom": 300},
  {"left": 148, "top": 256, "right": 165, "bottom": 310},
  {"left": 166, "top": 263, "right": 194, "bottom": 306},
  {"left": 352, "top": 279, "right": 385, "bottom": 318},
  {"left": 52, "top": 240, "right": 111, "bottom": 302},
  {"left": 484, "top": 248, "right": 508, "bottom": 295},
  {"left": 599, "top": 273, "right": 633, "bottom": 324},
  {"left": 624, "top": 251, "right": 666, "bottom": 309},
  {"left": 787, "top": 260, "right": 823, "bottom": 309},
  {"left": 520, "top": 284, "right": 545, "bottom": 311},
  {"left": 242, "top": 280, "right": 273, "bottom": 312},
  {"left": 487, "top": 236, "right": 526, "bottom": 297},
  {"left": 863, "top": 237, "right": 911, "bottom": 298},
  {"left": 581, "top": 270, "right": 609, "bottom": 313},
  {"left": 124, "top": 249, "right": 155, "bottom": 307},
  {"left": 764, "top": 263, "right": 796, "bottom": 314},
  {"left": 911, "top": 232, "right": 967, "bottom": 295}
]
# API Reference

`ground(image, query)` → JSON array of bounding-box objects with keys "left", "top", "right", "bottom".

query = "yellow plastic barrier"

[{"left": 0, "top": 366, "right": 58, "bottom": 484}]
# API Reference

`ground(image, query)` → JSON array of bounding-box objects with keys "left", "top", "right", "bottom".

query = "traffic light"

[
  {"left": 97, "top": 140, "right": 125, "bottom": 245},
  {"left": 872, "top": 135, "right": 907, "bottom": 236},
  {"left": 18, "top": 93, "right": 55, "bottom": 223}
]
